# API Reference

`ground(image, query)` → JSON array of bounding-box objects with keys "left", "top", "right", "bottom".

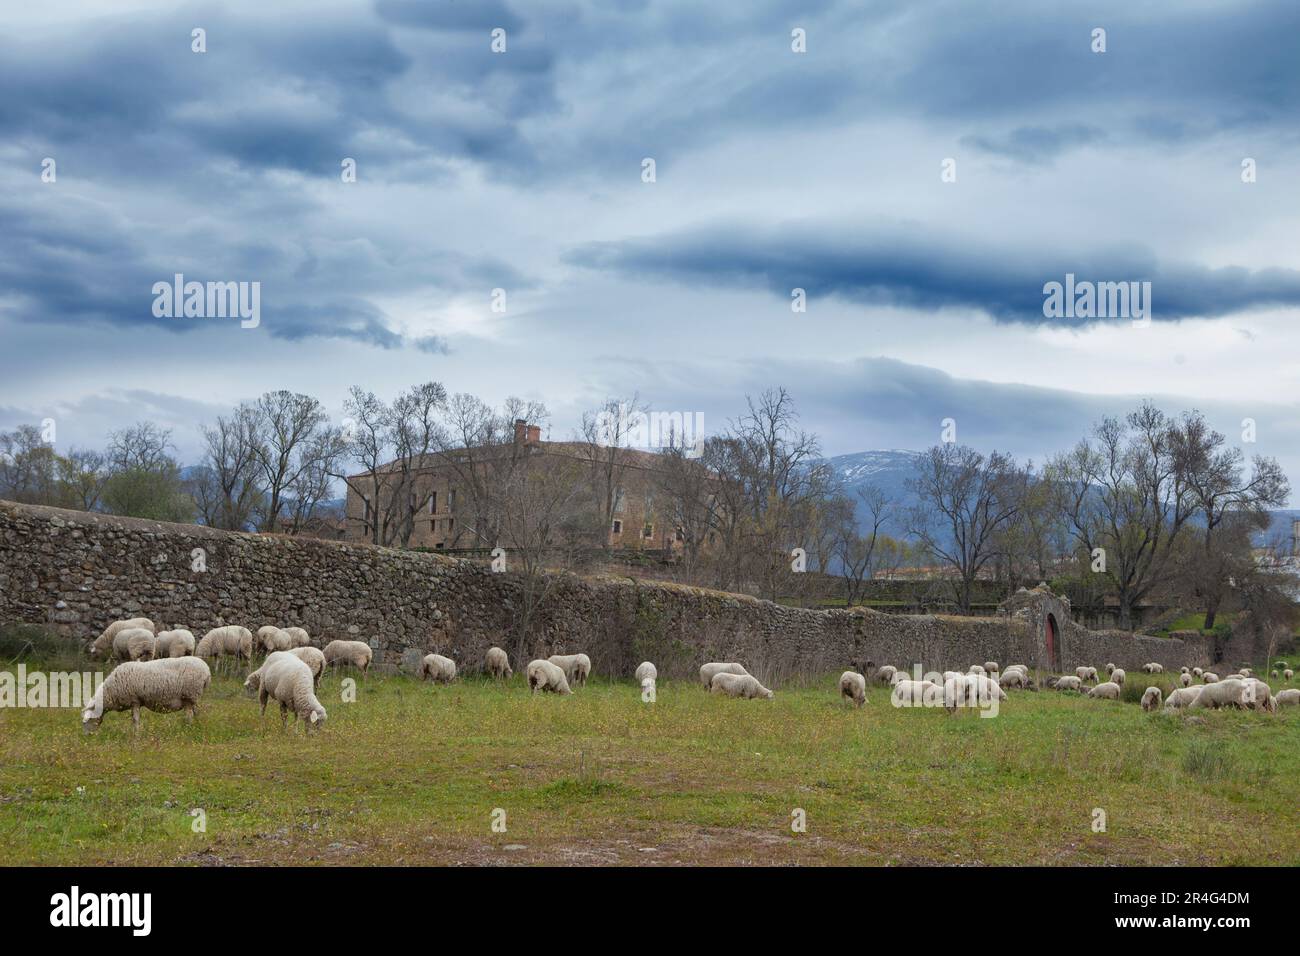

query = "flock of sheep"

[
  {"left": 75, "top": 616, "right": 1298, "bottom": 733},
  {"left": 851, "top": 658, "right": 1298, "bottom": 715}
]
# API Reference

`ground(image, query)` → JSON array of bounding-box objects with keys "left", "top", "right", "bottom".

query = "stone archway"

[
  {"left": 1045, "top": 612, "right": 1060, "bottom": 671},
  {"left": 1001, "top": 583, "right": 1073, "bottom": 671}
]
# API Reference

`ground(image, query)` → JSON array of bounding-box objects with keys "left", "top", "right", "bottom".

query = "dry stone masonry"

[{"left": 0, "top": 501, "right": 1211, "bottom": 678}]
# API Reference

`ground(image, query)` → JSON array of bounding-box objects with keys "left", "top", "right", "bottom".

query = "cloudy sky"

[{"left": 3, "top": 0, "right": 1299, "bottom": 487}]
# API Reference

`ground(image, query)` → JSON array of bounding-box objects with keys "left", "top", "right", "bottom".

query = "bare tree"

[
  {"left": 336, "top": 387, "right": 396, "bottom": 545},
  {"left": 833, "top": 485, "right": 894, "bottom": 606},
  {"left": 578, "top": 394, "right": 648, "bottom": 548},
  {"left": 385, "top": 382, "right": 448, "bottom": 547},
  {"left": 252, "top": 391, "right": 331, "bottom": 533},
  {"left": 200, "top": 404, "right": 264, "bottom": 531},
  {"left": 55, "top": 448, "right": 108, "bottom": 511},
  {"left": 1048, "top": 402, "right": 1199, "bottom": 630},
  {"left": 907, "top": 444, "right": 1025, "bottom": 614}
]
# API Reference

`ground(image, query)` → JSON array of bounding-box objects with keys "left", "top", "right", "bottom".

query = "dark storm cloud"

[{"left": 566, "top": 223, "right": 1300, "bottom": 323}]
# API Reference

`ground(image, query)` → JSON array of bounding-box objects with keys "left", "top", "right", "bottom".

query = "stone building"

[{"left": 343, "top": 419, "right": 692, "bottom": 553}]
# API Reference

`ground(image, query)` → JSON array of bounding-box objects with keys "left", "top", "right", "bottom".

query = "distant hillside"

[{"left": 821, "top": 449, "right": 922, "bottom": 533}]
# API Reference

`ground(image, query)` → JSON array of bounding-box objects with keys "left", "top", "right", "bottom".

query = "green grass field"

[{"left": 1, "top": 665, "right": 1297, "bottom": 866}]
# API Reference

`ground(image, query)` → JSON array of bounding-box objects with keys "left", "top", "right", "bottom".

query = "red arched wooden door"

[{"left": 1046, "top": 613, "right": 1059, "bottom": 670}]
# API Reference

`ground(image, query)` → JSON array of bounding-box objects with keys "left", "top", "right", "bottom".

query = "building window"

[
  {"left": 612, "top": 519, "right": 623, "bottom": 535},
  {"left": 448, "top": 517, "right": 454, "bottom": 532},
  {"left": 435, "top": 542, "right": 444, "bottom": 549},
  {"left": 448, "top": 489, "right": 456, "bottom": 512},
  {"left": 642, "top": 523, "right": 654, "bottom": 539}
]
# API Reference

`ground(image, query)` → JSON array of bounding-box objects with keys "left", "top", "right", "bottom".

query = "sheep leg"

[
  {"left": 131, "top": 705, "right": 141, "bottom": 733},
  {"left": 280, "top": 702, "right": 289, "bottom": 731},
  {"left": 259, "top": 689, "right": 269, "bottom": 717}
]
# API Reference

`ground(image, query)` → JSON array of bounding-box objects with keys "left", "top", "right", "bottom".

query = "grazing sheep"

[
  {"left": 1271, "top": 669, "right": 1279, "bottom": 679},
  {"left": 1242, "top": 678, "right": 1274, "bottom": 713},
  {"left": 1180, "top": 666, "right": 1190, "bottom": 675},
  {"left": 710, "top": 672, "right": 774, "bottom": 700},
  {"left": 640, "top": 676, "right": 656, "bottom": 700},
  {"left": 1075, "top": 666, "right": 1098, "bottom": 684},
  {"left": 635, "top": 661, "right": 658, "bottom": 683},
  {"left": 286, "top": 646, "right": 326, "bottom": 688},
  {"left": 999, "top": 669, "right": 1029, "bottom": 689},
  {"left": 1180, "top": 672, "right": 1193, "bottom": 687},
  {"left": 196, "top": 625, "right": 253, "bottom": 662},
  {"left": 1086, "top": 681, "right": 1121, "bottom": 700},
  {"left": 1201, "top": 672, "right": 1219, "bottom": 684},
  {"left": 485, "top": 646, "right": 512, "bottom": 679},
  {"left": 1140, "top": 686, "right": 1163, "bottom": 711},
  {"left": 1188, "top": 678, "right": 1254, "bottom": 710},
  {"left": 968, "top": 665, "right": 986, "bottom": 676},
  {"left": 1004, "top": 664, "right": 1028, "bottom": 675},
  {"left": 256, "top": 626, "right": 293, "bottom": 654},
  {"left": 943, "top": 674, "right": 1005, "bottom": 712},
  {"left": 248, "top": 652, "right": 326, "bottom": 732},
  {"left": 82, "top": 657, "right": 211, "bottom": 733},
  {"left": 323, "top": 640, "right": 373, "bottom": 674},
  {"left": 1142, "top": 662, "right": 1164, "bottom": 674},
  {"left": 1110, "top": 667, "right": 1126, "bottom": 687},
  {"left": 1163, "top": 686, "right": 1205, "bottom": 710},
  {"left": 839, "top": 671, "right": 867, "bottom": 707},
  {"left": 983, "top": 661, "right": 999, "bottom": 674},
  {"left": 1192, "top": 667, "right": 1203, "bottom": 678},
  {"left": 874, "top": 665, "right": 897, "bottom": 686},
  {"left": 700, "top": 662, "right": 749, "bottom": 689},
  {"left": 112, "top": 627, "right": 157, "bottom": 662},
  {"left": 1054, "top": 675, "right": 1084, "bottom": 692},
  {"left": 154, "top": 628, "right": 195, "bottom": 658},
  {"left": 89, "top": 617, "right": 156, "bottom": 659},
  {"left": 548, "top": 653, "right": 591, "bottom": 688},
  {"left": 284, "top": 626, "right": 311, "bottom": 648},
  {"left": 1274, "top": 689, "right": 1299, "bottom": 708},
  {"left": 942, "top": 670, "right": 963, "bottom": 684},
  {"left": 892, "top": 679, "right": 939, "bottom": 707},
  {"left": 1240, "top": 668, "right": 1253, "bottom": 678},
  {"left": 527, "top": 659, "right": 572, "bottom": 695},
  {"left": 889, "top": 670, "right": 910, "bottom": 686},
  {"left": 420, "top": 653, "right": 457, "bottom": 683},
  {"left": 1285, "top": 669, "right": 1295, "bottom": 681},
  {"left": 1105, "top": 662, "right": 1116, "bottom": 676}
]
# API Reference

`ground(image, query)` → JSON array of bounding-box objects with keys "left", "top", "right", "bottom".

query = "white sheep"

[
  {"left": 1004, "top": 664, "right": 1028, "bottom": 675},
  {"left": 196, "top": 625, "right": 253, "bottom": 662},
  {"left": 710, "top": 672, "right": 774, "bottom": 700},
  {"left": 1140, "top": 686, "right": 1163, "bottom": 711},
  {"left": 968, "top": 664, "right": 986, "bottom": 676},
  {"left": 256, "top": 626, "right": 293, "bottom": 654},
  {"left": 1180, "top": 666, "right": 1190, "bottom": 674},
  {"left": 1242, "top": 678, "right": 1274, "bottom": 713},
  {"left": 420, "top": 653, "right": 457, "bottom": 683},
  {"left": 527, "top": 659, "right": 572, "bottom": 695},
  {"left": 82, "top": 657, "right": 211, "bottom": 733},
  {"left": 89, "top": 617, "right": 156, "bottom": 659},
  {"left": 1179, "top": 672, "right": 1193, "bottom": 687},
  {"left": 1274, "top": 689, "right": 1300, "bottom": 708},
  {"left": 1110, "top": 667, "right": 1126, "bottom": 687},
  {"left": 287, "top": 646, "right": 326, "bottom": 688},
  {"left": 1075, "top": 666, "right": 1098, "bottom": 683},
  {"left": 1201, "top": 672, "right": 1219, "bottom": 684},
  {"left": 154, "top": 628, "right": 196, "bottom": 658},
  {"left": 1163, "top": 686, "right": 1205, "bottom": 710},
  {"left": 1285, "top": 669, "right": 1295, "bottom": 681},
  {"left": 1240, "top": 668, "right": 1253, "bottom": 678},
  {"left": 1188, "top": 678, "right": 1254, "bottom": 710},
  {"left": 635, "top": 661, "right": 658, "bottom": 683},
  {"left": 1105, "top": 662, "right": 1116, "bottom": 676},
  {"left": 982, "top": 661, "right": 999, "bottom": 674},
  {"left": 1086, "top": 681, "right": 1121, "bottom": 700},
  {"left": 247, "top": 652, "right": 326, "bottom": 732},
  {"left": 1271, "top": 669, "right": 1279, "bottom": 679},
  {"left": 942, "top": 670, "right": 963, "bottom": 684},
  {"left": 323, "top": 639, "right": 373, "bottom": 674},
  {"left": 284, "top": 626, "right": 311, "bottom": 648},
  {"left": 112, "top": 626, "right": 157, "bottom": 661},
  {"left": 839, "top": 671, "right": 866, "bottom": 707},
  {"left": 1142, "top": 662, "right": 1164, "bottom": 674},
  {"left": 943, "top": 674, "right": 1004, "bottom": 711},
  {"left": 999, "top": 669, "right": 1029, "bottom": 689},
  {"left": 485, "top": 646, "right": 512, "bottom": 679},
  {"left": 892, "top": 678, "right": 939, "bottom": 707},
  {"left": 1192, "top": 667, "right": 1203, "bottom": 678},
  {"left": 874, "top": 665, "right": 897, "bottom": 686},
  {"left": 548, "top": 653, "right": 591, "bottom": 688},
  {"left": 1054, "top": 675, "right": 1084, "bottom": 692},
  {"left": 700, "top": 662, "right": 749, "bottom": 689}
]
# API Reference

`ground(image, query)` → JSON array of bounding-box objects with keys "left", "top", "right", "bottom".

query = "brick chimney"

[
  {"left": 513, "top": 419, "right": 542, "bottom": 446},
  {"left": 527, "top": 424, "right": 541, "bottom": 444}
]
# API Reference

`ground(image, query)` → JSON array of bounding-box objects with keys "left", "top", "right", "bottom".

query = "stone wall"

[{"left": 0, "top": 500, "right": 1211, "bottom": 679}]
